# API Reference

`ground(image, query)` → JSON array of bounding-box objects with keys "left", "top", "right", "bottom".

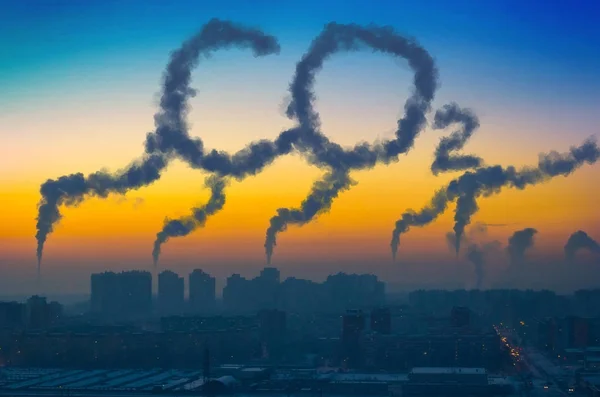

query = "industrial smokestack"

[
  {"left": 264, "top": 170, "right": 355, "bottom": 264},
  {"left": 36, "top": 154, "right": 168, "bottom": 267},
  {"left": 153, "top": 176, "right": 227, "bottom": 267},
  {"left": 265, "top": 22, "right": 440, "bottom": 263}
]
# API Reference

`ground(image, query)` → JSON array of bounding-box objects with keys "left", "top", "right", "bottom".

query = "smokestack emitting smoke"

[
  {"left": 264, "top": 170, "right": 355, "bottom": 264},
  {"left": 263, "top": 23, "right": 491, "bottom": 264},
  {"left": 263, "top": 22, "right": 442, "bottom": 263},
  {"left": 391, "top": 138, "right": 599, "bottom": 259},
  {"left": 33, "top": 19, "right": 599, "bottom": 267},
  {"left": 445, "top": 223, "right": 501, "bottom": 289},
  {"left": 444, "top": 221, "right": 489, "bottom": 254},
  {"left": 36, "top": 154, "right": 168, "bottom": 266},
  {"left": 152, "top": 176, "right": 227, "bottom": 266},
  {"left": 35, "top": 19, "right": 282, "bottom": 265},
  {"left": 507, "top": 228, "right": 538, "bottom": 267},
  {"left": 565, "top": 230, "right": 600, "bottom": 259}
]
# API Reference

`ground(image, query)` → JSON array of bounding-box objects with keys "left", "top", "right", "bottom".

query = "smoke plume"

[
  {"left": 262, "top": 22, "right": 442, "bottom": 262},
  {"left": 36, "top": 19, "right": 282, "bottom": 264},
  {"left": 143, "top": 19, "right": 283, "bottom": 172},
  {"left": 391, "top": 138, "right": 599, "bottom": 259},
  {"left": 153, "top": 176, "right": 227, "bottom": 266},
  {"left": 36, "top": 154, "right": 168, "bottom": 266},
  {"left": 264, "top": 170, "right": 355, "bottom": 264},
  {"left": 391, "top": 188, "right": 450, "bottom": 261},
  {"left": 472, "top": 240, "right": 503, "bottom": 289},
  {"left": 444, "top": 223, "right": 501, "bottom": 289},
  {"left": 285, "top": 22, "right": 437, "bottom": 164},
  {"left": 507, "top": 228, "right": 538, "bottom": 267},
  {"left": 431, "top": 103, "right": 483, "bottom": 175},
  {"left": 35, "top": 18, "right": 599, "bottom": 269},
  {"left": 444, "top": 221, "right": 489, "bottom": 253},
  {"left": 565, "top": 230, "right": 600, "bottom": 260}
]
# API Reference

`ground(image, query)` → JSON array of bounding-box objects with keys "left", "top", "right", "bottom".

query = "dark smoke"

[
  {"left": 144, "top": 18, "right": 282, "bottom": 171},
  {"left": 263, "top": 22, "right": 441, "bottom": 262},
  {"left": 444, "top": 221, "right": 488, "bottom": 253},
  {"left": 507, "top": 228, "right": 538, "bottom": 267},
  {"left": 431, "top": 103, "right": 483, "bottom": 175},
  {"left": 445, "top": 223, "right": 501, "bottom": 289},
  {"left": 565, "top": 230, "right": 600, "bottom": 260},
  {"left": 36, "top": 19, "right": 282, "bottom": 263},
  {"left": 391, "top": 138, "right": 599, "bottom": 259},
  {"left": 285, "top": 22, "right": 438, "bottom": 164},
  {"left": 466, "top": 240, "right": 502, "bottom": 289},
  {"left": 152, "top": 176, "right": 227, "bottom": 266},
  {"left": 391, "top": 188, "right": 449, "bottom": 261},
  {"left": 36, "top": 154, "right": 168, "bottom": 266},
  {"left": 264, "top": 170, "right": 355, "bottom": 264}
]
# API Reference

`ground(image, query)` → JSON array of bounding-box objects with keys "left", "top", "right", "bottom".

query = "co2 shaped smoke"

[{"left": 35, "top": 19, "right": 598, "bottom": 268}]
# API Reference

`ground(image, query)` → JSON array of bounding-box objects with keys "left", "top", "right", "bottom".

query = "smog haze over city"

[{"left": 1, "top": 2, "right": 600, "bottom": 397}]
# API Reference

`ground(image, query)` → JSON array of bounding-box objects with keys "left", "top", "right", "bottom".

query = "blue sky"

[
  {"left": 2, "top": 0, "right": 599, "bottom": 95},
  {"left": 2, "top": 0, "right": 599, "bottom": 160}
]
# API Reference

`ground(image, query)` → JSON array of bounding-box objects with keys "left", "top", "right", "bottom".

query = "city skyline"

[{"left": 1, "top": 0, "right": 600, "bottom": 295}]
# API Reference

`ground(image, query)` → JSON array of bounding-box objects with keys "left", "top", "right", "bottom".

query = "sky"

[{"left": 1, "top": 0, "right": 599, "bottom": 295}]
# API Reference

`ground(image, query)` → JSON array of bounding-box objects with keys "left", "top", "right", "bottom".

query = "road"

[{"left": 495, "top": 325, "right": 570, "bottom": 397}]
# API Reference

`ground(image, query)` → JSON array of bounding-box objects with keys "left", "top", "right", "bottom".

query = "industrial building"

[{"left": 0, "top": 367, "right": 515, "bottom": 396}]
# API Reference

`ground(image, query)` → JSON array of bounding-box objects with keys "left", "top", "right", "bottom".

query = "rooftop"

[{"left": 411, "top": 367, "right": 487, "bottom": 375}]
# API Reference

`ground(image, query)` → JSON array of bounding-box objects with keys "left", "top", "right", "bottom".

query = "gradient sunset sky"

[{"left": 1, "top": 0, "right": 599, "bottom": 295}]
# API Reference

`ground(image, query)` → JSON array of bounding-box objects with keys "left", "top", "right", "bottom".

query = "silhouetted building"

[
  {"left": 91, "top": 271, "right": 152, "bottom": 320},
  {"left": 371, "top": 307, "right": 391, "bottom": 334},
  {"left": 158, "top": 270, "right": 184, "bottom": 315},
  {"left": 91, "top": 271, "right": 117, "bottom": 316},
  {"left": 537, "top": 317, "right": 558, "bottom": 351},
  {"left": 24, "top": 296, "right": 62, "bottom": 330},
  {"left": 258, "top": 309, "right": 286, "bottom": 360},
  {"left": 189, "top": 269, "right": 216, "bottom": 313},
  {"left": 364, "top": 331, "right": 508, "bottom": 371},
  {"left": 223, "top": 273, "right": 246, "bottom": 312},
  {"left": 401, "top": 367, "right": 513, "bottom": 397},
  {"left": 0, "top": 301, "right": 24, "bottom": 330},
  {"left": 451, "top": 306, "right": 471, "bottom": 328},
  {"left": 279, "top": 277, "right": 324, "bottom": 313},
  {"left": 342, "top": 309, "right": 366, "bottom": 368},
  {"left": 255, "top": 267, "right": 280, "bottom": 310},
  {"left": 565, "top": 316, "right": 591, "bottom": 349},
  {"left": 260, "top": 267, "right": 280, "bottom": 283},
  {"left": 538, "top": 316, "right": 600, "bottom": 352},
  {"left": 161, "top": 315, "right": 258, "bottom": 333},
  {"left": 325, "top": 273, "right": 385, "bottom": 311}
]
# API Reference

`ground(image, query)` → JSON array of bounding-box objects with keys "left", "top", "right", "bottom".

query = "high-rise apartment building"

[
  {"left": 158, "top": 270, "right": 184, "bottom": 315},
  {"left": 91, "top": 271, "right": 152, "bottom": 320},
  {"left": 370, "top": 307, "right": 392, "bottom": 334},
  {"left": 189, "top": 269, "right": 216, "bottom": 313},
  {"left": 342, "top": 309, "right": 366, "bottom": 368}
]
